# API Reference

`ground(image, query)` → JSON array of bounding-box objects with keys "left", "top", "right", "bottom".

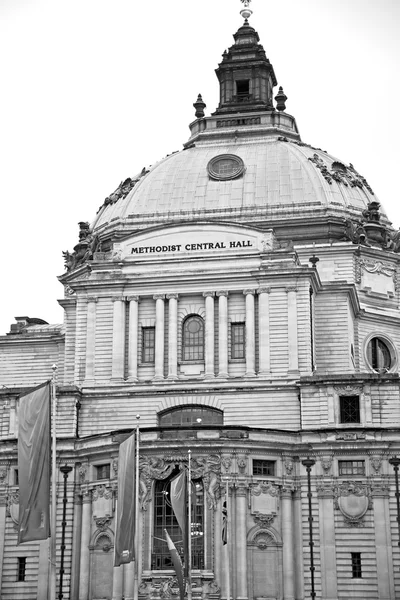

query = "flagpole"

[
  {"left": 50, "top": 365, "right": 57, "bottom": 600},
  {"left": 225, "top": 479, "right": 231, "bottom": 600},
  {"left": 133, "top": 415, "right": 140, "bottom": 600},
  {"left": 187, "top": 450, "right": 192, "bottom": 600}
]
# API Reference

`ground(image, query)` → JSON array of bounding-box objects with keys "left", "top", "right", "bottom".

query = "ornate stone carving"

[
  {"left": 6, "top": 491, "right": 19, "bottom": 527},
  {"left": 112, "top": 458, "right": 118, "bottom": 476},
  {"left": 63, "top": 221, "right": 101, "bottom": 272},
  {"left": 94, "top": 515, "right": 112, "bottom": 531},
  {"left": 334, "top": 385, "right": 362, "bottom": 396},
  {"left": 253, "top": 531, "right": 275, "bottom": 550},
  {"left": 191, "top": 454, "right": 221, "bottom": 510},
  {"left": 237, "top": 456, "right": 247, "bottom": 474},
  {"left": 284, "top": 459, "right": 294, "bottom": 475},
  {"left": 251, "top": 481, "right": 279, "bottom": 497},
  {"left": 221, "top": 456, "right": 232, "bottom": 472},
  {"left": 243, "top": 289, "right": 255, "bottom": 296},
  {"left": 78, "top": 464, "right": 87, "bottom": 483},
  {"left": 96, "top": 171, "right": 148, "bottom": 215},
  {"left": 139, "top": 456, "right": 175, "bottom": 511},
  {"left": 253, "top": 511, "right": 276, "bottom": 527},
  {"left": 334, "top": 481, "right": 371, "bottom": 527},
  {"left": 336, "top": 431, "right": 366, "bottom": 441},
  {"left": 0, "top": 467, "right": 8, "bottom": 485},
  {"left": 370, "top": 456, "right": 382, "bottom": 475},
  {"left": 320, "top": 456, "right": 332, "bottom": 474},
  {"left": 92, "top": 485, "right": 113, "bottom": 501}
]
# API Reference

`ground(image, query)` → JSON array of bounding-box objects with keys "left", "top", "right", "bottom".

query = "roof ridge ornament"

[{"left": 240, "top": 0, "right": 253, "bottom": 21}]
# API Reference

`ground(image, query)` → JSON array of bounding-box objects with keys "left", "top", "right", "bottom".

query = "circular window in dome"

[
  {"left": 207, "top": 154, "right": 245, "bottom": 180},
  {"left": 365, "top": 335, "right": 396, "bottom": 373}
]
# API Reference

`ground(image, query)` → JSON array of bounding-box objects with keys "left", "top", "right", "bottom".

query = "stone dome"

[{"left": 91, "top": 134, "right": 378, "bottom": 240}]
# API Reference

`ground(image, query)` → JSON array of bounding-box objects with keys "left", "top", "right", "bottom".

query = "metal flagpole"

[
  {"left": 187, "top": 450, "right": 192, "bottom": 600},
  {"left": 133, "top": 415, "right": 140, "bottom": 600},
  {"left": 225, "top": 479, "right": 231, "bottom": 600},
  {"left": 50, "top": 365, "right": 58, "bottom": 600}
]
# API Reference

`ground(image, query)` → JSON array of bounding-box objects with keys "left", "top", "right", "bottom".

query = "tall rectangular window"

[
  {"left": 338, "top": 460, "right": 365, "bottom": 476},
  {"left": 231, "top": 323, "right": 245, "bottom": 359},
  {"left": 142, "top": 327, "right": 155, "bottom": 363},
  {"left": 17, "top": 557, "right": 26, "bottom": 582},
  {"left": 351, "top": 552, "right": 362, "bottom": 578},
  {"left": 339, "top": 395, "right": 360, "bottom": 424}
]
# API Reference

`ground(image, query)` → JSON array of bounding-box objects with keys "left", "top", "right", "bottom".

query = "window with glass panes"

[
  {"left": 159, "top": 406, "right": 223, "bottom": 427},
  {"left": 367, "top": 337, "right": 391, "bottom": 371},
  {"left": 338, "top": 460, "right": 365, "bottom": 476},
  {"left": 96, "top": 464, "right": 110, "bottom": 480},
  {"left": 231, "top": 322, "right": 245, "bottom": 359},
  {"left": 142, "top": 327, "right": 155, "bottom": 363},
  {"left": 17, "top": 557, "right": 26, "bottom": 582},
  {"left": 351, "top": 552, "right": 362, "bottom": 578},
  {"left": 182, "top": 316, "right": 204, "bottom": 361},
  {"left": 253, "top": 460, "right": 276, "bottom": 476},
  {"left": 339, "top": 395, "right": 360, "bottom": 424},
  {"left": 152, "top": 471, "right": 204, "bottom": 570}
]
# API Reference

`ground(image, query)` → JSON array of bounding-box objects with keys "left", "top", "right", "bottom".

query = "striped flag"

[
  {"left": 18, "top": 381, "right": 51, "bottom": 544},
  {"left": 222, "top": 499, "right": 228, "bottom": 545},
  {"left": 170, "top": 470, "right": 188, "bottom": 575},
  {"left": 164, "top": 529, "right": 185, "bottom": 600},
  {"left": 114, "top": 433, "right": 136, "bottom": 566}
]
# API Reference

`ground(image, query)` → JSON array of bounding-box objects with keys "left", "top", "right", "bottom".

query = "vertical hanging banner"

[
  {"left": 114, "top": 432, "right": 136, "bottom": 566},
  {"left": 164, "top": 529, "right": 185, "bottom": 600},
  {"left": 170, "top": 470, "right": 188, "bottom": 574},
  {"left": 17, "top": 381, "right": 51, "bottom": 544}
]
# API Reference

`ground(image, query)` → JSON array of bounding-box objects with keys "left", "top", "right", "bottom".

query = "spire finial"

[{"left": 240, "top": 0, "right": 253, "bottom": 21}]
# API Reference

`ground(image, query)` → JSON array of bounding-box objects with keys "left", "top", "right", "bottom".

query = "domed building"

[{"left": 1, "top": 4, "right": 400, "bottom": 600}]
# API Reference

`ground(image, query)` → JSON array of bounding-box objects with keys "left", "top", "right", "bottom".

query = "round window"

[
  {"left": 207, "top": 154, "right": 245, "bottom": 180},
  {"left": 366, "top": 337, "right": 393, "bottom": 372}
]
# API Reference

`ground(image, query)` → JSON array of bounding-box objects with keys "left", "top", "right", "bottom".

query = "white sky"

[{"left": 0, "top": 0, "right": 399, "bottom": 335}]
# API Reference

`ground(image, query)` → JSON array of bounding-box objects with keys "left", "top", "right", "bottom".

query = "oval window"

[
  {"left": 207, "top": 154, "right": 245, "bottom": 180},
  {"left": 366, "top": 337, "right": 392, "bottom": 371}
]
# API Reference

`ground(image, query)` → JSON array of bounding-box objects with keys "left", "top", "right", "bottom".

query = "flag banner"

[
  {"left": 114, "top": 433, "right": 135, "bottom": 566},
  {"left": 165, "top": 529, "right": 185, "bottom": 600},
  {"left": 170, "top": 470, "right": 188, "bottom": 575},
  {"left": 18, "top": 381, "right": 51, "bottom": 544},
  {"left": 222, "top": 499, "right": 228, "bottom": 545}
]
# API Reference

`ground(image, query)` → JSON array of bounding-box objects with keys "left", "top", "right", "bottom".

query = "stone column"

[
  {"left": 235, "top": 486, "right": 248, "bottom": 600},
  {"left": 167, "top": 294, "right": 178, "bottom": 380},
  {"left": 243, "top": 290, "right": 256, "bottom": 377},
  {"left": 204, "top": 292, "right": 215, "bottom": 378},
  {"left": 111, "top": 297, "right": 126, "bottom": 381},
  {"left": 258, "top": 287, "right": 271, "bottom": 376},
  {"left": 153, "top": 295, "right": 165, "bottom": 381},
  {"left": 127, "top": 296, "right": 139, "bottom": 382},
  {"left": 318, "top": 486, "right": 338, "bottom": 600},
  {"left": 217, "top": 291, "right": 229, "bottom": 378},
  {"left": 373, "top": 487, "right": 395, "bottom": 599},
  {"left": 84, "top": 297, "right": 97, "bottom": 384},
  {"left": 286, "top": 287, "right": 299, "bottom": 376},
  {"left": 112, "top": 565, "right": 123, "bottom": 600},
  {"left": 70, "top": 491, "right": 83, "bottom": 600},
  {"left": 124, "top": 561, "right": 135, "bottom": 600},
  {"left": 78, "top": 490, "right": 92, "bottom": 600},
  {"left": 37, "top": 538, "right": 50, "bottom": 600},
  {"left": 281, "top": 488, "right": 295, "bottom": 600}
]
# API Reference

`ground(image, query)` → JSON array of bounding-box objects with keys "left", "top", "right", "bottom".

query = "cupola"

[{"left": 213, "top": 15, "right": 277, "bottom": 115}]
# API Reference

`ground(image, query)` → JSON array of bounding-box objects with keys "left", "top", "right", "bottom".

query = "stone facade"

[{"left": 1, "top": 8, "right": 400, "bottom": 600}]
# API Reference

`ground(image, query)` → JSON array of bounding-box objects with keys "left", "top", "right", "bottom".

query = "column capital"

[
  {"left": 86, "top": 296, "right": 98, "bottom": 303},
  {"left": 153, "top": 294, "right": 165, "bottom": 301},
  {"left": 126, "top": 295, "right": 139, "bottom": 303},
  {"left": 258, "top": 287, "right": 271, "bottom": 295},
  {"left": 236, "top": 485, "right": 248, "bottom": 497},
  {"left": 112, "top": 296, "right": 125, "bottom": 303},
  {"left": 243, "top": 288, "right": 256, "bottom": 296},
  {"left": 203, "top": 291, "right": 215, "bottom": 298},
  {"left": 166, "top": 293, "right": 179, "bottom": 300},
  {"left": 216, "top": 290, "right": 229, "bottom": 297},
  {"left": 286, "top": 286, "right": 298, "bottom": 294}
]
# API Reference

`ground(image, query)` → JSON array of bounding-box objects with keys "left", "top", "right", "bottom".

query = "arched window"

[
  {"left": 182, "top": 315, "right": 204, "bottom": 361},
  {"left": 152, "top": 469, "right": 204, "bottom": 570},
  {"left": 159, "top": 405, "right": 223, "bottom": 427}
]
